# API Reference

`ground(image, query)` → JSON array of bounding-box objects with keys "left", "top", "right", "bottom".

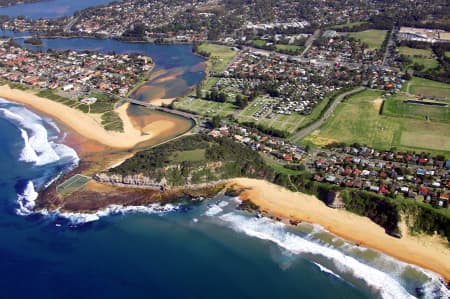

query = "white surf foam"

[
  {"left": 219, "top": 213, "right": 416, "bottom": 299},
  {"left": 44, "top": 203, "right": 179, "bottom": 225},
  {"left": 19, "top": 128, "right": 39, "bottom": 163},
  {"left": 313, "top": 262, "right": 342, "bottom": 280},
  {"left": 0, "top": 104, "right": 79, "bottom": 167},
  {"left": 204, "top": 204, "right": 224, "bottom": 216},
  {"left": 0, "top": 99, "right": 79, "bottom": 216},
  {"left": 16, "top": 181, "right": 39, "bottom": 216}
]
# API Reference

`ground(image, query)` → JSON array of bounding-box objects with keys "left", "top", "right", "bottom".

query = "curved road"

[{"left": 290, "top": 87, "right": 366, "bottom": 143}]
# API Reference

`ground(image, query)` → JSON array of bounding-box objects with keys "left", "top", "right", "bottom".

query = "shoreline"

[
  {"left": 0, "top": 85, "right": 175, "bottom": 149},
  {"left": 229, "top": 178, "right": 450, "bottom": 282}
]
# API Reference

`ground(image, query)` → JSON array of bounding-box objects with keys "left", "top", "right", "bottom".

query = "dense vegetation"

[
  {"left": 110, "top": 134, "right": 450, "bottom": 242},
  {"left": 342, "top": 190, "right": 401, "bottom": 236},
  {"left": 110, "top": 135, "right": 274, "bottom": 185},
  {"left": 273, "top": 171, "right": 450, "bottom": 242},
  {"left": 24, "top": 36, "right": 43, "bottom": 46}
]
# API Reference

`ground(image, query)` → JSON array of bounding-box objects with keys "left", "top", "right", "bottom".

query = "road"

[
  {"left": 382, "top": 27, "right": 397, "bottom": 66},
  {"left": 289, "top": 87, "right": 366, "bottom": 143},
  {"left": 301, "top": 29, "right": 321, "bottom": 57},
  {"left": 64, "top": 16, "right": 80, "bottom": 33}
]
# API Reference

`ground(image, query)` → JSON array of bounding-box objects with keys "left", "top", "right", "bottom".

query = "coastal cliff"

[{"left": 94, "top": 173, "right": 164, "bottom": 190}]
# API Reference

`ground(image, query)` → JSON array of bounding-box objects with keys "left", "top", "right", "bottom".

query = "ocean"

[
  {"left": 0, "top": 3, "right": 448, "bottom": 297},
  {"left": 0, "top": 98, "right": 448, "bottom": 299}
]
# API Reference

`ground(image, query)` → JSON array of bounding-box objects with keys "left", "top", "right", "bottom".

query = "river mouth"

[{"left": 2, "top": 33, "right": 205, "bottom": 143}]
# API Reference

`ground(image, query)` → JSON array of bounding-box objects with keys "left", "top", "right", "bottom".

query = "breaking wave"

[
  {"left": 218, "top": 212, "right": 449, "bottom": 299},
  {"left": 16, "top": 181, "right": 39, "bottom": 216},
  {"left": 0, "top": 99, "right": 79, "bottom": 215},
  {"left": 0, "top": 104, "right": 79, "bottom": 166},
  {"left": 44, "top": 203, "right": 180, "bottom": 225},
  {"left": 312, "top": 262, "right": 342, "bottom": 280}
]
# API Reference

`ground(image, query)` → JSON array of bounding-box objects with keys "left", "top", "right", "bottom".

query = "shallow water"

[
  {"left": 0, "top": 3, "right": 448, "bottom": 297},
  {"left": 3, "top": 34, "right": 204, "bottom": 135}
]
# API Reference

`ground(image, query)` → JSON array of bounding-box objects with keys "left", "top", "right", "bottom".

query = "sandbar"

[{"left": 0, "top": 85, "right": 166, "bottom": 148}]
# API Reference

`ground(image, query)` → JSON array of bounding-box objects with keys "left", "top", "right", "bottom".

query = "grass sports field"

[
  {"left": 56, "top": 174, "right": 91, "bottom": 197},
  {"left": 382, "top": 94, "right": 450, "bottom": 123},
  {"left": 348, "top": 30, "right": 387, "bottom": 49},
  {"left": 198, "top": 43, "right": 237, "bottom": 72},
  {"left": 402, "top": 77, "right": 450, "bottom": 99},
  {"left": 304, "top": 89, "right": 450, "bottom": 155}
]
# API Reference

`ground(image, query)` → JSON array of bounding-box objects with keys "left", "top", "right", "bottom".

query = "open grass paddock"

[
  {"left": 198, "top": 43, "right": 237, "bottom": 72},
  {"left": 348, "top": 30, "right": 387, "bottom": 49},
  {"left": 306, "top": 89, "right": 450, "bottom": 156},
  {"left": 402, "top": 77, "right": 450, "bottom": 99}
]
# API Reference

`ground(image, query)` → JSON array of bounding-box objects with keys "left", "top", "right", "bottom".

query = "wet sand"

[{"left": 230, "top": 178, "right": 450, "bottom": 282}]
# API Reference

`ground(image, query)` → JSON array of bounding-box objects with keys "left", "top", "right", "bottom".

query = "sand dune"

[
  {"left": 230, "top": 178, "right": 450, "bottom": 281},
  {"left": 0, "top": 85, "right": 175, "bottom": 148}
]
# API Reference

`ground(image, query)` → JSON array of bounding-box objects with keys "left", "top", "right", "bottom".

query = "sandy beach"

[
  {"left": 150, "top": 97, "right": 176, "bottom": 106},
  {"left": 230, "top": 178, "right": 450, "bottom": 282},
  {"left": 0, "top": 85, "right": 176, "bottom": 148}
]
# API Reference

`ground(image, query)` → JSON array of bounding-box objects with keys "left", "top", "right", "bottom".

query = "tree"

[
  {"left": 235, "top": 94, "right": 248, "bottom": 108},
  {"left": 196, "top": 85, "right": 202, "bottom": 98},
  {"left": 210, "top": 115, "right": 221, "bottom": 128}
]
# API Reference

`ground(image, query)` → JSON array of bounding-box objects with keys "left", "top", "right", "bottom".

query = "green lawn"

[
  {"left": 382, "top": 94, "right": 450, "bottom": 123},
  {"left": 198, "top": 43, "right": 238, "bottom": 72},
  {"left": 275, "top": 44, "right": 304, "bottom": 54},
  {"left": 262, "top": 155, "right": 305, "bottom": 176},
  {"left": 174, "top": 97, "right": 237, "bottom": 117},
  {"left": 398, "top": 46, "right": 433, "bottom": 57},
  {"left": 202, "top": 77, "right": 219, "bottom": 90},
  {"left": 445, "top": 51, "right": 450, "bottom": 58},
  {"left": 330, "top": 21, "right": 368, "bottom": 29},
  {"left": 402, "top": 77, "right": 450, "bottom": 99},
  {"left": 170, "top": 149, "right": 206, "bottom": 162},
  {"left": 306, "top": 89, "right": 450, "bottom": 156},
  {"left": 409, "top": 57, "right": 439, "bottom": 71},
  {"left": 397, "top": 46, "right": 438, "bottom": 71},
  {"left": 349, "top": 30, "right": 387, "bottom": 49},
  {"left": 101, "top": 111, "right": 124, "bottom": 132},
  {"left": 251, "top": 39, "right": 266, "bottom": 48}
]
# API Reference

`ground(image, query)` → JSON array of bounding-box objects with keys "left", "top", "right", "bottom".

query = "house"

[
  {"left": 419, "top": 187, "right": 429, "bottom": 196},
  {"left": 62, "top": 83, "right": 74, "bottom": 91},
  {"left": 80, "top": 97, "right": 97, "bottom": 105},
  {"left": 416, "top": 169, "right": 426, "bottom": 176}
]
